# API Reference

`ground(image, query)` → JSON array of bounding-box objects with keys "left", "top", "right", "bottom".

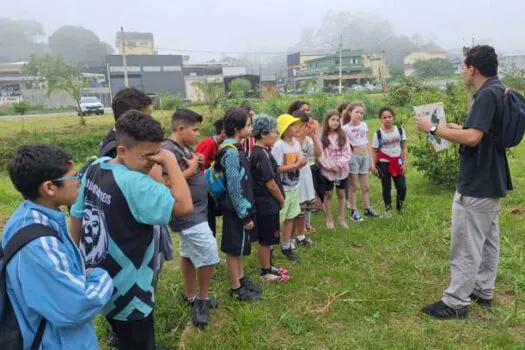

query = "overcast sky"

[{"left": 4, "top": 0, "right": 525, "bottom": 60}]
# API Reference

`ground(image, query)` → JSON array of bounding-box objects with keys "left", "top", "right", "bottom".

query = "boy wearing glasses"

[{"left": 2, "top": 144, "right": 114, "bottom": 349}]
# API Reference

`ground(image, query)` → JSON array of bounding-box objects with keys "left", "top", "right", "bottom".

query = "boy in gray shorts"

[{"left": 162, "top": 109, "right": 220, "bottom": 328}]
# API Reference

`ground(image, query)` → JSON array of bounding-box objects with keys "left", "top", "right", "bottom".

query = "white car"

[
  {"left": 78, "top": 96, "right": 104, "bottom": 116},
  {"left": 364, "top": 83, "right": 377, "bottom": 92}
]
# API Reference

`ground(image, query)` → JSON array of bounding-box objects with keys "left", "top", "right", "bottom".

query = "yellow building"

[{"left": 116, "top": 32, "right": 156, "bottom": 56}]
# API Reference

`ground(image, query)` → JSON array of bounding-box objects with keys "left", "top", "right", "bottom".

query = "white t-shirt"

[
  {"left": 302, "top": 136, "right": 316, "bottom": 166},
  {"left": 343, "top": 122, "right": 369, "bottom": 147},
  {"left": 271, "top": 139, "right": 302, "bottom": 191},
  {"left": 372, "top": 127, "right": 407, "bottom": 160}
]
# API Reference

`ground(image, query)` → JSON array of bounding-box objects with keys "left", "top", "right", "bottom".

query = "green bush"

[
  {"left": 229, "top": 78, "right": 252, "bottom": 98},
  {"left": 0, "top": 126, "right": 109, "bottom": 171},
  {"left": 391, "top": 80, "right": 469, "bottom": 187},
  {"left": 154, "top": 91, "right": 184, "bottom": 111}
]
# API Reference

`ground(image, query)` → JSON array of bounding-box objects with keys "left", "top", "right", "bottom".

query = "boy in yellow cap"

[{"left": 271, "top": 114, "right": 311, "bottom": 262}]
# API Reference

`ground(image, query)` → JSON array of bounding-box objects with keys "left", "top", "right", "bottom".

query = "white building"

[
  {"left": 404, "top": 50, "right": 447, "bottom": 76},
  {"left": 499, "top": 55, "right": 525, "bottom": 74}
]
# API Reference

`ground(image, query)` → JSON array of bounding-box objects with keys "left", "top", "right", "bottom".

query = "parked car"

[
  {"left": 77, "top": 96, "right": 104, "bottom": 116},
  {"left": 364, "top": 83, "right": 377, "bottom": 92}
]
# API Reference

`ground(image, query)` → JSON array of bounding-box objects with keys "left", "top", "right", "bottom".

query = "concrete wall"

[
  {"left": 21, "top": 89, "right": 76, "bottom": 108},
  {"left": 107, "top": 55, "right": 186, "bottom": 97},
  {"left": 184, "top": 76, "right": 223, "bottom": 102}
]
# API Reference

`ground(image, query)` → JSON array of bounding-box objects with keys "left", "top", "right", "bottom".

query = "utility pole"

[
  {"left": 259, "top": 64, "right": 263, "bottom": 98},
  {"left": 121, "top": 26, "right": 129, "bottom": 87},
  {"left": 338, "top": 34, "right": 343, "bottom": 94},
  {"left": 106, "top": 63, "right": 113, "bottom": 105}
]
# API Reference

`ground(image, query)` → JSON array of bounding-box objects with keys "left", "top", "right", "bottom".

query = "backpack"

[
  {"left": 204, "top": 144, "right": 238, "bottom": 200},
  {"left": 494, "top": 88, "right": 525, "bottom": 148},
  {"left": 77, "top": 140, "right": 117, "bottom": 179},
  {"left": 376, "top": 125, "right": 405, "bottom": 150},
  {"left": 0, "top": 224, "right": 58, "bottom": 350}
]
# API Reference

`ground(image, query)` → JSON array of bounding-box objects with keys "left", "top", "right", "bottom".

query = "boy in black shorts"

[{"left": 250, "top": 114, "right": 291, "bottom": 282}]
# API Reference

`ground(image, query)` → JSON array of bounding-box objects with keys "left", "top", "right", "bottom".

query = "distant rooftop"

[{"left": 116, "top": 32, "right": 154, "bottom": 41}]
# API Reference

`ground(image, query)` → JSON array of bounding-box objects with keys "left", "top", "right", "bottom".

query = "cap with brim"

[{"left": 277, "top": 114, "right": 301, "bottom": 138}]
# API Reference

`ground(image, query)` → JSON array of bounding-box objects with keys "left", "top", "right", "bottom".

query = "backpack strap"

[
  {"left": 2, "top": 224, "right": 58, "bottom": 350},
  {"left": 214, "top": 144, "right": 239, "bottom": 172},
  {"left": 376, "top": 129, "right": 383, "bottom": 150},
  {"left": 397, "top": 125, "right": 405, "bottom": 148},
  {"left": 32, "top": 318, "right": 47, "bottom": 350},
  {"left": 98, "top": 140, "right": 117, "bottom": 158},
  {"left": 2, "top": 224, "right": 58, "bottom": 266}
]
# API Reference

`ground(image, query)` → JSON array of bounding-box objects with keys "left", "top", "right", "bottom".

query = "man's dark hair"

[
  {"left": 170, "top": 108, "right": 203, "bottom": 130},
  {"left": 214, "top": 118, "right": 225, "bottom": 135},
  {"left": 115, "top": 110, "right": 165, "bottom": 147},
  {"left": 8, "top": 144, "right": 72, "bottom": 200},
  {"left": 465, "top": 45, "right": 499, "bottom": 78},
  {"left": 287, "top": 100, "right": 309, "bottom": 115},
  {"left": 112, "top": 87, "right": 153, "bottom": 121},
  {"left": 224, "top": 108, "right": 250, "bottom": 137}
]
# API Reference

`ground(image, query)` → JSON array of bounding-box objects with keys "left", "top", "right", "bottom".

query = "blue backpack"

[
  {"left": 495, "top": 88, "right": 525, "bottom": 148},
  {"left": 204, "top": 144, "right": 238, "bottom": 200}
]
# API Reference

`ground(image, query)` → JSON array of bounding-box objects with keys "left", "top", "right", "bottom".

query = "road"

[{"left": 0, "top": 108, "right": 112, "bottom": 120}]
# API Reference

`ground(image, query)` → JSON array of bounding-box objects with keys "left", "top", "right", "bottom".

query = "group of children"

[{"left": 0, "top": 88, "right": 409, "bottom": 350}]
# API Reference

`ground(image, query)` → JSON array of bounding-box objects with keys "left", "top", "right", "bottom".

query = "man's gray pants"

[{"left": 442, "top": 191, "right": 501, "bottom": 309}]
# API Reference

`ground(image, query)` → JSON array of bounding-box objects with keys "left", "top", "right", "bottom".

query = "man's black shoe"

[
  {"left": 470, "top": 294, "right": 493, "bottom": 308},
  {"left": 421, "top": 300, "right": 468, "bottom": 319}
]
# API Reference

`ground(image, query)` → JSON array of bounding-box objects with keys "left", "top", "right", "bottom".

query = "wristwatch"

[{"left": 429, "top": 124, "right": 438, "bottom": 135}]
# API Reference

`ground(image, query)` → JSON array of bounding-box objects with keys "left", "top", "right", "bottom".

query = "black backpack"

[
  {"left": 0, "top": 224, "right": 58, "bottom": 350},
  {"left": 494, "top": 88, "right": 525, "bottom": 148},
  {"left": 78, "top": 140, "right": 117, "bottom": 178},
  {"left": 376, "top": 125, "right": 405, "bottom": 150}
]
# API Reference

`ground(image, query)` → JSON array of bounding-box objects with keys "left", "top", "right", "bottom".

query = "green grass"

[{"left": 1, "top": 117, "right": 525, "bottom": 349}]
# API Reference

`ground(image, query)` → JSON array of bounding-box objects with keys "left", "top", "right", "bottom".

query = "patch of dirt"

[{"left": 510, "top": 208, "right": 525, "bottom": 216}]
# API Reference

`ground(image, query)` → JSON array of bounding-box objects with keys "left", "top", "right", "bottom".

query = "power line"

[{"left": 117, "top": 43, "right": 525, "bottom": 57}]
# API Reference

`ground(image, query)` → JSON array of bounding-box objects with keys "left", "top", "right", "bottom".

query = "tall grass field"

[{"left": 1, "top": 111, "right": 524, "bottom": 349}]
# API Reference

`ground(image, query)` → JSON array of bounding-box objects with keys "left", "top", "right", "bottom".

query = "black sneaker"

[
  {"left": 296, "top": 236, "right": 313, "bottom": 248},
  {"left": 364, "top": 208, "right": 379, "bottom": 218},
  {"left": 421, "top": 300, "right": 468, "bottom": 319},
  {"left": 281, "top": 248, "right": 300, "bottom": 262},
  {"left": 241, "top": 276, "right": 262, "bottom": 295},
  {"left": 230, "top": 285, "right": 260, "bottom": 301},
  {"left": 470, "top": 294, "right": 493, "bottom": 308},
  {"left": 192, "top": 298, "right": 210, "bottom": 328},
  {"left": 107, "top": 330, "right": 119, "bottom": 348},
  {"left": 183, "top": 294, "right": 219, "bottom": 308}
]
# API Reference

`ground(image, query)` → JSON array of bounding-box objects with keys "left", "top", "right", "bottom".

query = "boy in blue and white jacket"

[{"left": 2, "top": 144, "right": 113, "bottom": 349}]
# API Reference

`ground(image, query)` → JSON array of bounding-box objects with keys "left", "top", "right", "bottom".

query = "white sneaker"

[{"left": 384, "top": 210, "right": 392, "bottom": 218}]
